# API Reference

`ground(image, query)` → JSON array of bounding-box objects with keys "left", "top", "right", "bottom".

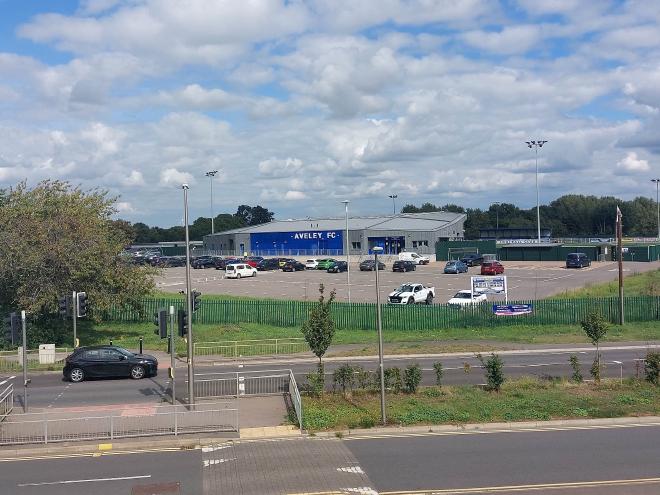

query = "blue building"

[{"left": 203, "top": 211, "right": 466, "bottom": 256}]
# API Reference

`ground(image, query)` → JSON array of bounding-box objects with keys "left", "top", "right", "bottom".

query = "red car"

[{"left": 481, "top": 261, "right": 504, "bottom": 275}]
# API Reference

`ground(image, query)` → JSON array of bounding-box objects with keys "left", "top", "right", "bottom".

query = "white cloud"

[
  {"left": 160, "top": 168, "right": 194, "bottom": 187},
  {"left": 284, "top": 190, "right": 307, "bottom": 200},
  {"left": 258, "top": 157, "right": 303, "bottom": 177},
  {"left": 121, "top": 170, "right": 145, "bottom": 187},
  {"left": 461, "top": 25, "right": 542, "bottom": 55},
  {"left": 115, "top": 200, "right": 135, "bottom": 213},
  {"left": 617, "top": 152, "right": 649, "bottom": 172}
]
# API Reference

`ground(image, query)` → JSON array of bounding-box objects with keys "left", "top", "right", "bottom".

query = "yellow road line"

[{"left": 0, "top": 445, "right": 192, "bottom": 463}]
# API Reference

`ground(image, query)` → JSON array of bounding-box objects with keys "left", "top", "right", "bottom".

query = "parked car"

[
  {"left": 243, "top": 256, "right": 263, "bottom": 268},
  {"left": 398, "top": 251, "right": 431, "bottom": 265},
  {"left": 392, "top": 260, "right": 416, "bottom": 272},
  {"left": 157, "top": 255, "right": 186, "bottom": 267},
  {"left": 447, "top": 290, "right": 488, "bottom": 306},
  {"left": 63, "top": 345, "right": 158, "bottom": 382},
  {"left": 256, "top": 258, "right": 280, "bottom": 271},
  {"left": 282, "top": 260, "right": 305, "bottom": 272},
  {"left": 278, "top": 257, "right": 295, "bottom": 268},
  {"left": 359, "top": 259, "right": 386, "bottom": 271},
  {"left": 214, "top": 257, "right": 231, "bottom": 270},
  {"left": 305, "top": 259, "right": 320, "bottom": 270},
  {"left": 444, "top": 260, "right": 468, "bottom": 274},
  {"left": 191, "top": 256, "right": 216, "bottom": 269},
  {"left": 388, "top": 283, "right": 435, "bottom": 305},
  {"left": 316, "top": 258, "right": 337, "bottom": 270},
  {"left": 327, "top": 261, "right": 348, "bottom": 273},
  {"left": 225, "top": 263, "right": 257, "bottom": 278},
  {"left": 460, "top": 253, "right": 484, "bottom": 266},
  {"left": 481, "top": 261, "right": 504, "bottom": 275},
  {"left": 566, "top": 252, "right": 591, "bottom": 268}
]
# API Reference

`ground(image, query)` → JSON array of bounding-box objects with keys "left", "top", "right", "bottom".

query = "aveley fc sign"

[{"left": 292, "top": 231, "right": 337, "bottom": 240}]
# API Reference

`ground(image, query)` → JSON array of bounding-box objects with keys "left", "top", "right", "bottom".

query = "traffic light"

[
  {"left": 77, "top": 292, "right": 88, "bottom": 317},
  {"left": 58, "top": 295, "right": 72, "bottom": 318},
  {"left": 177, "top": 309, "right": 188, "bottom": 337},
  {"left": 192, "top": 290, "right": 201, "bottom": 312},
  {"left": 153, "top": 309, "right": 167, "bottom": 339},
  {"left": 3, "top": 312, "right": 20, "bottom": 345}
]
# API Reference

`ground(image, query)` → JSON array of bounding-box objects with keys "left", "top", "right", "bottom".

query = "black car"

[
  {"left": 257, "top": 258, "right": 281, "bottom": 271},
  {"left": 566, "top": 252, "right": 591, "bottom": 268},
  {"left": 157, "top": 255, "right": 187, "bottom": 267},
  {"left": 392, "top": 260, "right": 416, "bottom": 272},
  {"left": 359, "top": 259, "right": 386, "bottom": 271},
  {"left": 327, "top": 261, "right": 348, "bottom": 273},
  {"left": 63, "top": 345, "right": 158, "bottom": 382},
  {"left": 460, "top": 253, "right": 484, "bottom": 266},
  {"left": 192, "top": 256, "right": 216, "bottom": 269},
  {"left": 214, "top": 257, "right": 236, "bottom": 270},
  {"left": 282, "top": 260, "right": 305, "bottom": 272}
]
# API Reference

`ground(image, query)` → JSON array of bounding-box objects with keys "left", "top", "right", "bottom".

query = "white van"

[
  {"left": 225, "top": 263, "right": 257, "bottom": 279},
  {"left": 398, "top": 251, "right": 430, "bottom": 265}
]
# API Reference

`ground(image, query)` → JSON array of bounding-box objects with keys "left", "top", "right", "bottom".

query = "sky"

[{"left": 1, "top": 0, "right": 659, "bottom": 226}]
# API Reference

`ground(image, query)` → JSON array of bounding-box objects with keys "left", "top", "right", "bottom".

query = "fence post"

[
  {"left": 174, "top": 410, "right": 178, "bottom": 436},
  {"left": 110, "top": 415, "right": 114, "bottom": 440},
  {"left": 44, "top": 420, "right": 48, "bottom": 444},
  {"left": 275, "top": 339, "right": 278, "bottom": 355}
]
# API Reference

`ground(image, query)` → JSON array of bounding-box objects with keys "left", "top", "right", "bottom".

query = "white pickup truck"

[
  {"left": 388, "top": 283, "right": 435, "bottom": 305},
  {"left": 447, "top": 290, "right": 488, "bottom": 307}
]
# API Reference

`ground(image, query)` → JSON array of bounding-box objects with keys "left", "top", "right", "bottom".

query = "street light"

[
  {"left": 525, "top": 140, "right": 548, "bottom": 243},
  {"left": 341, "top": 200, "right": 351, "bottom": 303},
  {"left": 652, "top": 178, "right": 660, "bottom": 240},
  {"left": 388, "top": 194, "right": 398, "bottom": 215},
  {"left": 373, "top": 246, "right": 386, "bottom": 425},
  {"left": 491, "top": 202, "right": 501, "bottom": 240},
  {"left": 182, "top": 184, "right": 195, "bottom": 406},
  {"left": 205, "top": 170, "right": 219, "bottom": 234}
]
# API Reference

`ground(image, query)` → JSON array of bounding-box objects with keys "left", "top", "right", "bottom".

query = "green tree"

[
  {"left": 580, "top": 311, "right": 608, "bottom": 383},
  {"left": 477, "top": 353, "right": 505, "bottom": 392},
  {"left": 403, "top": 364, "right": 422, "bottom": 393},
  {"left": 569, "top": 354, "right": 583, "bottom": 383},
  {"left": 644, "top": 351, "right": 660, "bottom": 385},
  {"left": 433, "top": 362, "right": 444, "bottom": 386},
  {"left": 301, "top": 284, "right": 336, "bottom": 389},
  {"left": 0, "top": 180, "right": 157, "bottom": 346}
]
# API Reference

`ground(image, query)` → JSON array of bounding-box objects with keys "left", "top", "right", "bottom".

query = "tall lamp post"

[
  {"left": 205, "top": 170, "right": 218, "bottom": 234},
  {"left": 373, "top": 246, "right": 386, "bottom": 425},
  {"left": 342, "top": 200, "right": 351, "bottom": 303},
  {"left": 388, "top": 194, "right": 398, "bottom": 215},
  {"left": 652, "top": 178, "right": 660, "bottom": 240},
  {"left": 491, "top": 202, "right": 501, "bottom": 240},
  {"left": 525, "top": 140, "right": 547, "bottom": 243},
  {"left": 182, "top": 184, "right": 195, "bottom": 406}
]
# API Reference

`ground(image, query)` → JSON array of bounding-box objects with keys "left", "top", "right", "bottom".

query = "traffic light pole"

[
  {"left": 21, "top": 311, "right": 28, "bottom": 413},
  {"left": 169, "top": 305, "right": 176, "bottom": 406},
  {"left": 72, "top": 290, "right": 78, "bottom": 348},
  {"left": 183, "top": 185, "right": 195, "bottom": 407}
]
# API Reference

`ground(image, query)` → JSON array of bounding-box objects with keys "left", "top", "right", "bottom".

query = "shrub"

[
  {"left": 403, "top": 364, "right": 422, "bottom": 394},
  {"left": 332, "top": 364, "right": 355, "bottom": 396},
  {"left": 569, "top": 354, "right": 583, "bottom": 383},
  {"left": 433, "top": 362, "right": 444, "bottom": 386},
  {"left": 306, "top": 370, "right": 325, "bottom": 397},
  {"left": 477, "top": 353, "right": 505, "bottom": 392},
  {"left": 384, "top": 367, "right": 402, "bottom": 393},
  {"left": 353, "top": 365, "right": 374, "bottom": 391},
  {"left": 590, "top": 356, "right": 601, "bottom": 383},
  {"left": 581, "top": 311, "right": 608, "bottom": 384},
  {"left": 644, "top": 351, "right": 660, "bottom": 385}
]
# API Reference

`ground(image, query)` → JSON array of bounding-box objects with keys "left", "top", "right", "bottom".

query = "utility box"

[{"left": 39, "top": 344, "right": 56, "bottom": 364}]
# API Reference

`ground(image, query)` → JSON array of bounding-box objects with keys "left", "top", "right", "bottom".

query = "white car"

[
  {"left": 398, "top": 252, "right": 430, "bottom": 265},
  {"left": 305, "top": 259, "right": 319, "bottom": 270},
  {"left": 388, "top": 283, "right": 435, "bottom": 305},
  {"left": 447, "top": 290, "right": 487, "bottom": 306},
  {"left": 225, "top": 263, "right": 257, "bottom": 279}
]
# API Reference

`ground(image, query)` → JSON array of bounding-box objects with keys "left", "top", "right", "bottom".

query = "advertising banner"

[{"left": 492, "top": 304, "right": 533, "bottom": 316}]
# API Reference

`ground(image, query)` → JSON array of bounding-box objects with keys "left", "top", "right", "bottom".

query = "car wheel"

[
  {"left": 407, "top": 297, "right": 414, "bottom": 305},
  {"left": 69, "top": 367, "right": 85, "bottom": 383},
  {"left": 252, "top": 271, "right": 257, "bottom": 277},
  {"left": 237, "top": 273, "right": 241, "bottom": 279},
  {"left": 426, "top": 294, "right": 433, "bottom": 305},
  {"left": 130, "top": 365, "right": 145, "bottom": 380}
]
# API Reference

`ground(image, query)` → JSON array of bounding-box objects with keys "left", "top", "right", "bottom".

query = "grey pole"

[
  {"left": 72, "top": 290, "right": 77, "bottom": 348},
  {"left": 21, "top": 310, "right": 28, "bottom": 413},
  {"left": 183, "top": 184, "right": 195, "bottom": 406},
  {"left": 205, "top": 170, "right": 218, "bottom": 235},
  {"left": 342, "top": 200, "right": 351, "bottom": 303},
  {"left": 652, "top": 179, "right": 660, "bottom": 240},
  {"left": 492, "top": 202, "right": 500, "bottom": 241},
  {"left": 526, "top": 140, "right": 547, "bottom": 243},
  {"left": 388, "top": 194, "right": 397, "bottom": 215},
  {"left": 373, "top": 246, "right": 386, "bottom": 425},
  {"left": 169, "top": 305, "right": 176, "bottom": 406}
]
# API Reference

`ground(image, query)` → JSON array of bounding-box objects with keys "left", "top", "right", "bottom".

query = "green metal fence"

[{"left": 103, "top": 296, "right": 660, "bottom": 330}]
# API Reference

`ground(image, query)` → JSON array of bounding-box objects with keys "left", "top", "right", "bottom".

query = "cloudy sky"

[{"left": 1, "top": 0, "right": 659, "bottom": 226}]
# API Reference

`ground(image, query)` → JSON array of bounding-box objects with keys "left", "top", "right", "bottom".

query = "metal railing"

[
  {"left": 0, "top": 401, "right": 238, "bottom": 446},
  {"left": 0, "top": 348, "right": 70, "bottom": 371},
  {"left": 194, "top": 338, "right": 309, "bottom": 359},
  {"left": 0, "top": 384, "right": 13, "bottom": 421},
  {"left": 288, "top": 370, "right": 303, "bottom": 433}
]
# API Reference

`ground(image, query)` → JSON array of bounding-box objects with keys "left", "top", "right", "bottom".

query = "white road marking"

[
  {"left": 18, "top": 475, "right": 151, "bottom": 487},
  {"left": 203, "top": 458, "right": 236, "bottom": 467},
  {"left": 201, "top": 445, "right": 231, "bottom": 453},
  {"left": 337, "top": 466, "right": 365, "bottom": 474}
]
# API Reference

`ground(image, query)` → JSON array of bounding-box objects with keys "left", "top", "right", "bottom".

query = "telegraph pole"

[
  {"left": 617, "top": 207, "right": 624, "bottom": 325},
  {"left": 21, "top": 311, "right": 28, "bottom": 412}
]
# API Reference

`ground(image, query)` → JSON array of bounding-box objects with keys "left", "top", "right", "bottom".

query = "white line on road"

[{"left": 18, "top": 475, "right": 151, "bottom": 487}]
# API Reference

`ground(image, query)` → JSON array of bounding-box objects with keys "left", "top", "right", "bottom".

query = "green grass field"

[
  {"left": 554, "top": 268, "right": 660, "bottom": 298},
  {"left": 302, "top": 378, "right": 660, "bottom": 430}
]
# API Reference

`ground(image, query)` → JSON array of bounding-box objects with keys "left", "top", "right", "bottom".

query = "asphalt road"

[
  {"left": 2, "top": 424, "right": 660, "bottom": 494},
  {"left": 155, "top": 260, "right": 660, "bottom": 303},
  {"left": 4, "top": 345, "right": 655, "bottom": 410}
]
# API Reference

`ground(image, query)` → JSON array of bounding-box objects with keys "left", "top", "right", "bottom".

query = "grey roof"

[{"left": 207, "top": 211, "right": 466, "bottom": 236}]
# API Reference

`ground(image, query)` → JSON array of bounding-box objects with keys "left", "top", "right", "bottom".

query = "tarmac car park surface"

[{"left": 155, "top": 259, "right": 659, "bottom": 303}]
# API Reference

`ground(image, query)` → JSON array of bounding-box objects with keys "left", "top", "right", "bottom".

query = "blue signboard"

[
  {"left": 492, "top": 304, "right": 533, "bottom": 316},
  {"left": 250, "top": 230, "right": 343, "bottom": 253}
]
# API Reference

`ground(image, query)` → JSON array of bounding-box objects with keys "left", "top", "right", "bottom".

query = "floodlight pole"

[
  {"left": 342, "top": 200, "right": 351, "bottom": 303},
  {"left": 652, "top": 178, "right": 660, "bottom": 241},
  {"left": 388, "top": 194, "right": 398, "bottom": 215},
  {"left": 205, "top": 170, "right": 218, "bottom": 235},
  {"left": 526, "top": 140, "right": 547, "bottom": 243},
  {"left": 183, "top": 184, "right": 195, "bottom": 406},
  {"left": 373, "top": 246, "right": 386, "bottom": 425}
]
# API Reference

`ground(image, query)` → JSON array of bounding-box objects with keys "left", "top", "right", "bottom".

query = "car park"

[
  {"left": 444, "top": 260, "right": 468, "bottom": 274},
  {"left": 392, "top": 260, "right": 416, "bottom": 272},
  {"left": 566, "top": 252, "right": 591, "bottom": 268},
  {"left": 359, "top": 259, "right": 386, "bottom": 271},
  {"left": 282, "top": 260, "right": 305, "bottom": 272},
  {"left": 327, "top": 260, "right": 348, "bottom": 273},
  {"left": 316, "top": 258, "right": 337, "bottom": 270},
  {"left": 447, "top": 290, "right": 488, "bottom": 306},
  {"left": 257, "top": 258, "right": 281, "bottom": 271},
  {"left": 225, "top": 263, "right": 257, "bottom": 278},
  {"left": 481, "top": 260, "right": 504, "bottom": 275},
  {"left": 388, "top": 283, "right": 435, "bottom": 305},
  {"left": 305, "top": 259, "right": 320, "bottom": 269},
  {"left": 398, "top": 251, "right": 430, "bottom": 265},
  {"left": 63, "top": 345, "right": 158, "bottom": 382},
  {"left": 460, "top": 253, "right": 484, "bottom": 266}
]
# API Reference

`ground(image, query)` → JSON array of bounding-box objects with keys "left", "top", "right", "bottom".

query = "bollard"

[
  {"left": 109, "top": 340, "right": 113, "bottom": 346},
  {"left": 139, "top": 337, "right": 143, "bottom": 355}
]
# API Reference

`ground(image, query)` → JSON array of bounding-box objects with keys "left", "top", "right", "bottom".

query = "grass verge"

[
  {"left": 554, "top": 268, "right": 659, "bottom": 298},
  {"left": 302, "top": 378, "right": 660, "bottom": 431}
]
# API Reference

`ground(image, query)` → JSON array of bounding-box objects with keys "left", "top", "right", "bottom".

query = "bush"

[
  {"left": 384, "top": 367, "right": 402, "bottom": 393},
  {"left": 644, "top": 351, "right": 660, "bottom": 385},
  {"left": 332, "top": 364, "right": 355, "bottom": 396},
  {"left": 403, "top": 364, "right": 422, "bottom": 394},
  {"left": 590, "top": 356, "right": 601, "bottom": 383},
  {"left": 433, "top": 361, "right": 444, "bottom": 386},
  {"left": 353, "top": 365, "right": 374, "bottom": 391},
  {"left": 306, "top": 370, "right": 325, "bottom": 397},
  {"left": 569, "top": 354, "right": 583, "bottom": 383},
  {"left": 477, "top": 353, "right": 505, "bottom": 392}
]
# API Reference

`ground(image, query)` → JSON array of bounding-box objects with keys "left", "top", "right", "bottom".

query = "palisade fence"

[{"left": 102, "top": 296, "right": 660, "bottom": 330}]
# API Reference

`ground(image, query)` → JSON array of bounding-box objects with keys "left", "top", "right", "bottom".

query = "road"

[
  {"left": 3, "top": 344, "right": 655, "bottom": 410},
  {"left": 2, "top": 423, "right": 660, "bottom": 494}
]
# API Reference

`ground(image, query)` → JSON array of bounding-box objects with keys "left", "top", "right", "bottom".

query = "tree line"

[{"left": 401, "top": 194, "right": 658, "bottom": 238}]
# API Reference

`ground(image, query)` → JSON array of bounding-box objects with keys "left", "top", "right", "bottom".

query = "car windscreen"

[
  {"left": 567, "top": 254, "right": 579, "bottom": 260},
  {"left": 398, "top": 285, "right": 414, "bottom": 292},
  {"left": 455, "top": 292, "right": 472, "bottom": 298}
]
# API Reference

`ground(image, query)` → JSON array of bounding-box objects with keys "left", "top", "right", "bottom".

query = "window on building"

[{"left": 352, "top": 242, "right": 361, "bottom": 249}]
